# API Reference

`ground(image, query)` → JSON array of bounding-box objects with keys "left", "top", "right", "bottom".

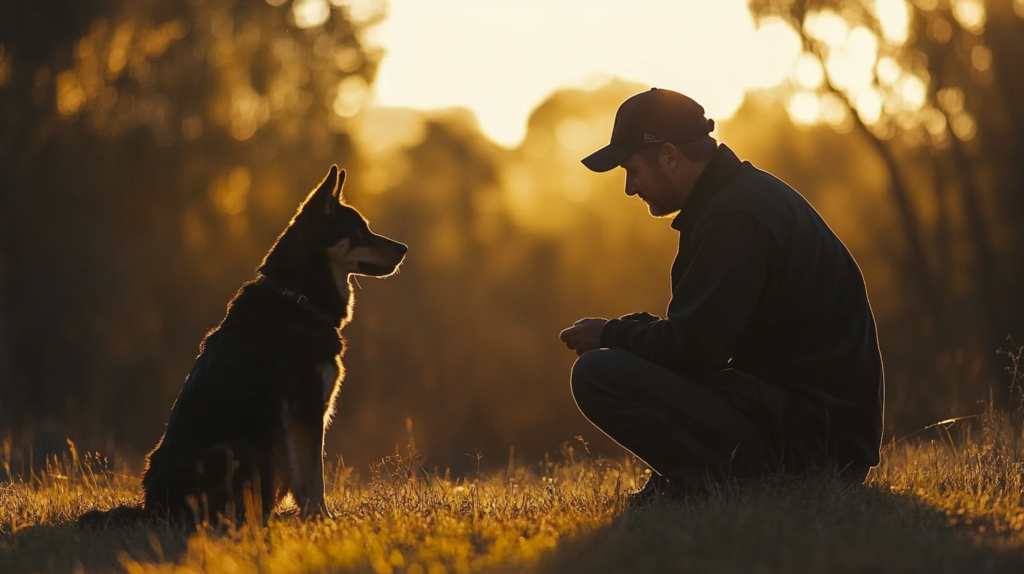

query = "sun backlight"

[{"left": 372, "top": 0, "right": 802, "bottom": 147}]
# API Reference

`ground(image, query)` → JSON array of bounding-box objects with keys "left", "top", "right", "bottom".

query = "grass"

[{"left": 4, "top": 406, "right": 1024, "bottom": 573}]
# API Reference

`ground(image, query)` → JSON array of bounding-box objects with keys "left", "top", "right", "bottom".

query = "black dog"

[{"left": 81, "top": 166, "right": 405, "bottom": 527}]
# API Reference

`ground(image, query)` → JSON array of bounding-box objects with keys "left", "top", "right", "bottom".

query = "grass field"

[{"left": 4, "top": 407, "right": 1024, "bottom": 574}]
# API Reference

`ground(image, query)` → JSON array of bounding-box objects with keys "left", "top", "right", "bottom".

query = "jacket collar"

[{"left": 670, "top": 144, "right": 744, "bottom": 236}]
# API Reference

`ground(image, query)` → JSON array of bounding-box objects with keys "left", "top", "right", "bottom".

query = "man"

[{"left": 560, "top": 88, "right": 883, "bottom": 498}]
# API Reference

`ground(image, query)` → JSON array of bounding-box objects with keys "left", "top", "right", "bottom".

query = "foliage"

[{"left": 0, "top": 0, "right": 382, "bottom": 455}]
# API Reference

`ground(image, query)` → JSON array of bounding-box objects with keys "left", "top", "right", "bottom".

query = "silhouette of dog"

[{"left": 80, "top": 166, "right": 406, "bottom": 527}]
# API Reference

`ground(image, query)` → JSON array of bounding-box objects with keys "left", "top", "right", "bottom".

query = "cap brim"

[{"left": 581, "top": 144, "right": 639, "bottom": 173}]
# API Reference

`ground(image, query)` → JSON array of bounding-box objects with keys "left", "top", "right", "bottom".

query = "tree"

[
  {"left": 0, "top": 0, "right": 384, "bottom": 458},
  {"left": 748, "top": 0, "right": 1024, "bottom": 409}
]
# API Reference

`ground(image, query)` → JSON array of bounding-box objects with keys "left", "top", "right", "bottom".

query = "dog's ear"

[
  {"left": 312, "top": 165, "right": 339, "bottom": 216},
  {"left": 334, "top": 169, "right": 347, "bottom": 205}
]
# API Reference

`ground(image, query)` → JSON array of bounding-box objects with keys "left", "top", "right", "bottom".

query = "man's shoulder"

[
  {"left": 714, "top": 162, "right": 803, "bottom": 207},
  {"left": 692, "top": 161, "right": 831, "bottom": 254},
  {"left": 696, "top": 163, "right": 797, "bottom": 222}
]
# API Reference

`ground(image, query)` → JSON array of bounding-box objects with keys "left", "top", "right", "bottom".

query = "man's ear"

[{"left": 659, "top": 142, "right": 680, "bottom": 171}]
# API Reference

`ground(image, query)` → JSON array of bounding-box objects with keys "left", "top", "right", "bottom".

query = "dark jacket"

[{"left": 600, "top": 144, "right": 884, "bottom": 470}]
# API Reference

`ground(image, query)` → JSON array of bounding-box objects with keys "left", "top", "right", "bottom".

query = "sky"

[{"left": 369, "top": 0, "right": 805, "bottom": 147}]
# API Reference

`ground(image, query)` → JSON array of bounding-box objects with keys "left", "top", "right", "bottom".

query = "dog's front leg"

[
  {"left": 282, "top": 403, "right": 332, "bottom": 519},
  {"left": 307, "top": 429, "right": 331, "bottom": 519},
  {"left": 296, "top": 422, "right": 330, "bottom": 519}
]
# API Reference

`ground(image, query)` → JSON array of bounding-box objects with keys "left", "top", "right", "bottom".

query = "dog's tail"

[{"left": 77, "top": 505, "right": 152, "bottom": 529}]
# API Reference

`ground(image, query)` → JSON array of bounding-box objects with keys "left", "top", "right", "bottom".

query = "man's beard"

[
  {"left": 646, "top": 203, "right": 676, "bottom": 218},
  {"left": 644, "top": 164, "right": 682, "bottom": 218}
]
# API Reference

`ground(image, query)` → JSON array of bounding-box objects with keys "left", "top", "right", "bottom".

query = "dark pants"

[{"left": 570, "top": 349, "right": 864, "bottom": 489}]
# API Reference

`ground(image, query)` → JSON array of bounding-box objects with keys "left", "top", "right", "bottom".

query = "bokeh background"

[{"left": 1, "top": 0, "right": 1022, "bottom": 476}]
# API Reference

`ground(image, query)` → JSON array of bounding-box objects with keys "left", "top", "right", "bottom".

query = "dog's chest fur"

[
  {"left": 316, "top": 357, "right": 343, "bottom": 422},
  {"left": 156, "top": 285, "right": 348, "bottom": 449}
]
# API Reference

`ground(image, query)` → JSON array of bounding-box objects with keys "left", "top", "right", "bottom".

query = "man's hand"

[
  {"left": 559, "top": 318, "right": 608, "bottom": 356},
  {"left": 619, "top": 311, "right": 660, "bottom": 323}
]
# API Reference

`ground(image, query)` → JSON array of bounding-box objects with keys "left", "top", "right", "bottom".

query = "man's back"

[{"left": 694, "top": 154, "right": 884, "bottom": 469}]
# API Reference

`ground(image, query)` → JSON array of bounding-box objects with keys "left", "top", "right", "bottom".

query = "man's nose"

[{"left": 625, "top": 183, "right": 638, "bottom": 197}]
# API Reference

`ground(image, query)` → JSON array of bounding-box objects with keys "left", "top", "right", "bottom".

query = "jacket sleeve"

[{"left": 599, "top": 210, "right": 775, "bottom": 376}]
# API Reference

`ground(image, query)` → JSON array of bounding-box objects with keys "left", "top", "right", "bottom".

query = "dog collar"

[{"left": 255, "top": 275, "right": 337, "bottom": 325}]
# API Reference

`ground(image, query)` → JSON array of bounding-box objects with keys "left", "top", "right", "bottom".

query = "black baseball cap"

[{"left": 581, "top": 88, "right": 715, "bottom": 173}]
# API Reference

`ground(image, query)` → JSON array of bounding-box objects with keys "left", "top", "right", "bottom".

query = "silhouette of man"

[{"left": 560, "top": 88, "right": 883, "bottom": 500}]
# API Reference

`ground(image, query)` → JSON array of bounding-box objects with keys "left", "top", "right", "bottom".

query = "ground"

[{"left": 4, "top": 410, "right": 1024, "bottom": 574}]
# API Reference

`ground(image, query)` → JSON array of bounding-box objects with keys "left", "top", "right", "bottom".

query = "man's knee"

[{"left": 570, "top": 349, "right": 624, "bottom": 411}]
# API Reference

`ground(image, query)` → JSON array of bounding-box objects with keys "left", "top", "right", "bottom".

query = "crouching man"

[{"left": 560, "top": 88, "right": 883, "bottom": 500}]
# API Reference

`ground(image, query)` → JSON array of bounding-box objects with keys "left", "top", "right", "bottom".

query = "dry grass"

[
  {"left": 0, "top": 443, "right": 636, "bottom": 574},
  {"left": 5, "top": 405, "right": 1024, "bottom": 573}
]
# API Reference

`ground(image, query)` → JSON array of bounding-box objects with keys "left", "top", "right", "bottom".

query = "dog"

[{"left": 80, "top": 165, "right": 406, "bottom": 527}]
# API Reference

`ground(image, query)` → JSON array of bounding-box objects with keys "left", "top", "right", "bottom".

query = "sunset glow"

[{"left": 371, "top": 0, "right": 803, "bottom": 147}]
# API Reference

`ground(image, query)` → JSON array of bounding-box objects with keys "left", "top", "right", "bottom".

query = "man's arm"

[
  {"left": 618, "top": 311, "right": 661, "bottom": 323},
  {"left": 558, "top": 313, "right": 660, "bottom": 355},
  {"left": 599, "top": 210, "right": 775, "bottom": 375}
]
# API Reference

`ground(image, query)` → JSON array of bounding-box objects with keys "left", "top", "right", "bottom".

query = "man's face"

[{"left": 620, "top": 151, "right": 684, "bottom": 217}]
